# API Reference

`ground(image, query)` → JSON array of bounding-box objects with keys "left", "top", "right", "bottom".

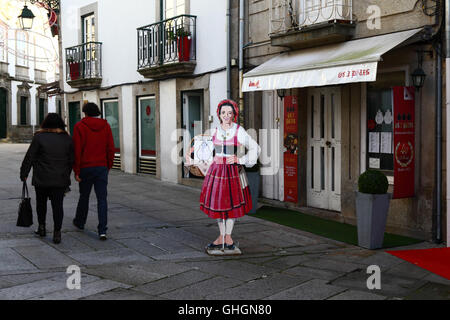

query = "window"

[
  {"left": 20, "top": 96, "right": 27, "bottom": 125},
  {"left": 38, "top": 98, "right": 45, "bottom": 126},
  {"left": 366, "top": 71, "right": 405, "bottom": 175},
  {"left": 16, "top": 31, "right": 28, "bottom": 67},
  {"left": 0, "top": 24, "right": 6, "bottom": 62},
  {"left": 165, "top": 0, "right": 185, "bottom": 19},
  {"left": 82, "top": 13, "right": 96, "bottom": 43}
]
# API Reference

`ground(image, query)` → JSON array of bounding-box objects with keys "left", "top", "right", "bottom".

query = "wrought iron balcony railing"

[
  {"left": 270, "top": 0, "right": 353, "bottom": 35},
  {"left": 137, "top": 14, "right": 196, "bottom": 70},
  {"left": 65, "top": 42, "right": 102, "bottom": 82}
]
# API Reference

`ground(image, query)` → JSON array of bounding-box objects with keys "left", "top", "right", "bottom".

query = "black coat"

[{"left": 20, "top": 130, "right": 74, "bottom": 188}]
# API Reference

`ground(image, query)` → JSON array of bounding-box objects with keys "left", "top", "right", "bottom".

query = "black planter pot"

[{"left": 246, "top": 171, "right": 260, "bottom": 214}]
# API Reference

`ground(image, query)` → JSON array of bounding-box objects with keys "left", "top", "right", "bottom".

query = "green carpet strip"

[{"left": 252, "top": 206, "right": 423, "bottom": 249}]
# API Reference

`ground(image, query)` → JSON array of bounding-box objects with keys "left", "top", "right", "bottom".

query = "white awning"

[{"left": 243, "top": 28, "right": 423, "bottom": 92}]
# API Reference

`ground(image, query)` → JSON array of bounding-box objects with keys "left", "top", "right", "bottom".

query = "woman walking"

[
  {"left": 200, "top": 99, "right": 260, "bottom": 252},
  {"left": 20, "top": 113, "right": 74, "bottom": 244}
]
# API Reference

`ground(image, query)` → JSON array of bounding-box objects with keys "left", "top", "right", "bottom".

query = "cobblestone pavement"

[{"left": 0, "top": 144, "right": 448, "bottom": 300}]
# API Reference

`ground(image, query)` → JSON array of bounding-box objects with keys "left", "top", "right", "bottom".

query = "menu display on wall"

[{"left": 284, "top": 96, "right": 299, "bottom": 203}]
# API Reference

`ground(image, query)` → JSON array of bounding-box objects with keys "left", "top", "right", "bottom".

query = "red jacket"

[{"left": 72, "top": 117, "right": 115, "bottom": 176}]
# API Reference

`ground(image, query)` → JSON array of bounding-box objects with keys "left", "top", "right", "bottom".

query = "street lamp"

[
  {"left": 411, "top": 67, "right": 427, "bottom": 90},
  {"left": 277, "top": 89, "right": 286, "bottom": 100},
  {"left": 18, "top": 4, "right": 35, "bottom": 30},
  {"left": 411, "top": 50, "right": 432, "bottom": 90}
]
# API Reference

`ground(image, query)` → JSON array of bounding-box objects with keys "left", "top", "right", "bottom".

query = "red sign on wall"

[
  {"left": 284, "top": 96, "right": 299, "bottom": 203},
  {"left": 393, "top": 86, "right": 415, "bottom": 199}
]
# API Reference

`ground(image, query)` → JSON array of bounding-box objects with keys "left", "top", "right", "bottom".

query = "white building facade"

[
  {"left": 0, "top": 0, "right": 60, "bottom": 142},
  {"left": 60, "top": 0, "right": 229, "bottom": 186}
]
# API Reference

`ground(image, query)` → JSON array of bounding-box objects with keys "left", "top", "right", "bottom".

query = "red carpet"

[{"left": 386, "top": 247, "right": 450, "bottom": 280}]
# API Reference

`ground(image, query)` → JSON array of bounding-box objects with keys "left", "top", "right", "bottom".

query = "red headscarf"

[{"left": 217, "top": 99, "right": 239, "bottom": 123}]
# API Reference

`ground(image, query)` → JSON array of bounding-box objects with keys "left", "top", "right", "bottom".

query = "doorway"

[
  {"left": 261, "top": 91, "right": 284, "bottom": 201},
  {"left": 307, "top": 87, "right": 342, "bottom": 212},
  {"left": 138, "top": 96, "right": 157, "bottom": 175},
  {"left": 0, "top": 88, "right": 7, "bottom": 139},
  {"left": 182, "top": 91, "right": 203, "bottom": 178},
  {"left": 102, "top": 99, "right": 121, "bottom": 170},
  {"left": 68, "top": 101, "right": 81, "bottom": 136}
]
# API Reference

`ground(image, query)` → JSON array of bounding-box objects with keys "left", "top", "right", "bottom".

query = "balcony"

[
  {"left": 137, "top": 15, "right": 196, "bottom": 79},
  {"left": 65, "top": 42, "right": 102, "bottom": 89},
  {"left": 270, "top": 0, "right": 355, "bottom": 50}
]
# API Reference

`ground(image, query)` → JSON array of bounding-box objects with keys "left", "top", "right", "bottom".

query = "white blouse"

[{"left": 210, "top": 123, "right": 261, "bottom": 167}]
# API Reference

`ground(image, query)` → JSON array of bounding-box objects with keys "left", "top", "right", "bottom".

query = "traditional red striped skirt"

[{"left": 200, "top": 161, "right": 252, "bottom": 220}]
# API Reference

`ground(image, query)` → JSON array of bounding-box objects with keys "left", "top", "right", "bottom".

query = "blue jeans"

[{"left": 74, "top": 167, "right": 109, "bottom": 234}]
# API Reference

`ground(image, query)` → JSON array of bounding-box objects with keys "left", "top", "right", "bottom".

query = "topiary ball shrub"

[{"left": 358, "top": 170, "right": 389, "bottom": 194}]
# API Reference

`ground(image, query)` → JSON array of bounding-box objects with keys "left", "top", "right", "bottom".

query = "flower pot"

[
  {"left": 355, "top": 192, "right": 391, "bottom": 249},
  {"left": 177, "top": 36, "right": 191, "bottom": 62},
  {"left": 246, "top": 171, "right": 260, "bottom": 214},
  {"left": 69, "top": 62, "right": 80, "bottom": 80}
]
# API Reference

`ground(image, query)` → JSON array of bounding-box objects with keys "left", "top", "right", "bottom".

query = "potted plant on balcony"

[
  {"left": 169, "top": 28, "right": 192, "bottom": 62},
  {"left": 67, "top": 55, "right": 80, "bottom": 81},
  {"left": 355, "top": 170, "right": 391, "bottom": 250},
  {"left": 245, "top": 161, "right": 261, "bottom": 214}
]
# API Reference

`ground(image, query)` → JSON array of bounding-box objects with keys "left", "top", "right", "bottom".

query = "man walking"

[{"left": 72, "top": 102, "right": 115, "bottom": 240}]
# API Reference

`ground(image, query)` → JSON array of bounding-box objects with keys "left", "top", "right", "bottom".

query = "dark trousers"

[
  {"left": 74, "top": 167, "right": 109, "bottom": 234},
  {"left": 35, "top": 187, "right": 66, "bottom": 231}
]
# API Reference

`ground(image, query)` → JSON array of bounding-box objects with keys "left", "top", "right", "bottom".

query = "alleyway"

[{"left": 0, "top": 144, "right": 448, "bottom": 301}]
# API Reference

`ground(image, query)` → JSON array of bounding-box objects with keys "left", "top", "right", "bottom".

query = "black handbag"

[{"left": 17, "top": 182, "right": 33, "bottom": 227}]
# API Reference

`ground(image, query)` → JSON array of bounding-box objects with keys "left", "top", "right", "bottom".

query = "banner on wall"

[
  {"left": 393, "top": 86, "right": 415, "bottom": 199},
  {"left": 283, "top": 96, "right": 299, "bottom": 203}
]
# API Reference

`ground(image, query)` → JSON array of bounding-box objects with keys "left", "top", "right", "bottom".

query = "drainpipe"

[
  {"left": 446, "top": 0, "right": 450, "bottom": 247},
  {"left": 436, "top": 41, "right": 442, "bottom": 244},
  {"left": 227, "top": 0, "right": 231, "bottom": 99},
  {"left": 239, "top": 0, "right": 244, "bottom": 126}
]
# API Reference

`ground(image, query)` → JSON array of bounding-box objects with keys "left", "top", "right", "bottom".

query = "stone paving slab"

[
  {"left": 207, "top": 273, "right": 312, "bottom": 300},
  {"left": 0, "top": 273, "right": 99, "bottom": 300},
  {"left": 264, "top": 279, "right": 347, "bottom": 300},
  {"left": 330, "top": 269, "right": 429, "bottom": 298},
  {"left": 283, "top": 265, "right": 346, "bottom": 281},
  {"left": 83, "top": 261, "right": 194, "bottom": 286},
  {"left": 404, "top": 282, "right": 450, "bottom": 300},
  {"left": 13, "top": 245, "right": 79, "bottom": 269},
  {"left": 300, "top": 257, "right": 367, "bottom": 273},
  {"left": 178, "top": 260, "right": 279, "bottom": 282},
  {"left": 67, "top": 231, "right": 125, "bottom": 251},
  {"left": 116, "top": 238, "right": 167, "bottom": 257},
  {"left": 82, "top": 287, "right": 162, "bottom": 300},
  {"left": 0, "top": 272, "right": 66, "bottom": 289},
  {"left": 68, "top": 248, "right": 153, "bottom": 266},
  {"left": 134, "top": 270, "right": 213, "bottom": 296},
  {"left": 161, "top": 276, "right": 244, "bottom": 300},
  {"left": 31, "top": 279, "right": 132, "bottom": 300},
  {"left": 0, "top": 248, "right": 38, "bottom": 272},
  {"left": 328, "top": 289, "right": 387, "bottom": 300},
  {"left": 0, "top": 238, "right": 44, "bottom": 249}
]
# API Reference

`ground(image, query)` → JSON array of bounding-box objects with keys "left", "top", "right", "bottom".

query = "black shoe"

[
  {"left": 73, "top": 219, "right": 84, "bottom": 230},
  {"left": 35, "top": 225, "right": 46, "bottom": 237},
  {"left": 224, "top": 243, "right": 236, "bottom": 250},
  {"left": 53, "top": 230, "right": 61, "bottom": 244},
  {"left": 206, "top": 243, "right": 223, "bottom": 250},
  {"left": 99, "top": 234, "right": 107, "bottom": 241}
]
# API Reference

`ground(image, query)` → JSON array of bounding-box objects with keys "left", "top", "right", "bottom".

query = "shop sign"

[{"left": 393, "top": 86, "right": 415, "bottom": 199}]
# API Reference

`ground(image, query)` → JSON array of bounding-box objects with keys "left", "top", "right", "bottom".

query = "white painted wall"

[
  {"left": 208, "top": 70, "right": 227, "bottom": 130},
  {"left": 159, "top": 79, "right": 178, "bottom": 183},
  {"left": 191, "top": 0, "right": 227, "bottom": 74},
  {"left": 121, "top": 85, "right": 135, "bottom": 174},
  {"left": 61, "top": 0, "right": 228, "bottom": 90},
  {"left": 11, "top": 83, "right": 17, "bottom": 125}
]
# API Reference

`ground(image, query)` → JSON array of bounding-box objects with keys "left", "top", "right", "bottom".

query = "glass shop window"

[{"left": 366, "top": 71, "right": 405, "bottom": 176}]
